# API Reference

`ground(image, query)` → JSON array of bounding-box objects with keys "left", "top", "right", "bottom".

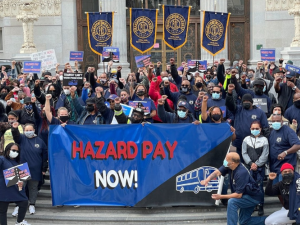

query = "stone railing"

[
  {"left": 266, "top": 0, "right": 295, "bottom": 11},
  {"left": 0, "top": 0, "right": 61, "bottom": 17}
]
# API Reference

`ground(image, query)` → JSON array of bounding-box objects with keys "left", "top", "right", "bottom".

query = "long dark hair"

[
  {"left": 4, "top": 143, "right": 21, "bottom": 163},
  {"left": 40, "top": 105, "right": 56, "bottom": 132}
]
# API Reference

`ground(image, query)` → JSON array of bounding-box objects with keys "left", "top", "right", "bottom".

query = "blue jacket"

[
  {"left": 284, "top": 105, "right": 300, "bottom": 133},
  {"left": 288, "top": 172, "right": 300, "bottom": 223},
  {"left": 157, "top": 104, "right": 195, "bottom": 123},
  {"left": 207, "top": 98, "right": 234, "bottom": 122},
  {"left": 95, "top": 96, "right": 114, "bottom": 124}
]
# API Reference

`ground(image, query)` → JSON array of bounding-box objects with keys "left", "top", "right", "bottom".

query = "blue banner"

[
  {"left": 70, "top": 51, "right": 84, "bottom": 61},
  {"left": 130, "top": 8, "right": 158, "bottom": 54},
  {"left": 201, "top": 11, "right": 230, "bottom": 56},
  {"left": 23, "top": 61, "right": 41, "bottom": 73},
  {"left": 163, "top": 5, "right": 191, "bottom": 50},
  {"left": 286, "top": 64, "right": 300, "bottom": 73},
  {"left": 87, "top": 12, "right": 114, "bottom": 56},
  {"left": 260, "top": 49, "right": 275, "bottom": 61},
  {"left": 102, "top": 47, "right": 120, "bottom": 63},
  {"left": 49, "top": 124, "right": 232, "bottom": 207}
]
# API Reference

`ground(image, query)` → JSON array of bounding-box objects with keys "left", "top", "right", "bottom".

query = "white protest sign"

[{"left": 31, "top": 49, "right": 57, "bottom": 71}]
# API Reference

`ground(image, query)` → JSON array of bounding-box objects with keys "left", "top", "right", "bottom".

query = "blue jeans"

[
  {"left": 227, "top": 195, "right": 266, "bottom": 225},
  {"left": 250, "top": 167, "right": 265, "bottom": 205},
  {"left": 272, "top": 173, "right": 282, "bottom": 185}
]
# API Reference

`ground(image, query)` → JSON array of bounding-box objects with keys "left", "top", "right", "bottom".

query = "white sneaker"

[
  {"left": 15, "top": 220, "right": 31, "bottom": 225},
  {"left": 12, "top": 206, "right": 19, "bottom": 217},
  {"left": 29, "top": 205, "right": 35, "bottom": 214}
]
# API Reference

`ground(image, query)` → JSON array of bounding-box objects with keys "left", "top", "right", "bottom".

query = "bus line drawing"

[{"left": 176, "top": 166, "right": 219, "bottom": 194}]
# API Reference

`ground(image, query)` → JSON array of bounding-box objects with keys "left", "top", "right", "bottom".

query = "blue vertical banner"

[
  {"left": 201, "top": 11, "right": 230, "bottom": 56},
  {"left": 163, "top": 5, "right": 191, "bottom": 50},
  {"left": 87, "top": 12, "right": 114, "bottom": 55},
  {"left": 130, "top": 8, "right": 158, "bottom": 54}
]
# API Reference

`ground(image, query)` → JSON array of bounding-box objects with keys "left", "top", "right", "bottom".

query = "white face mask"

[
  {"left": 187, "top": 75, "right": 191, "bottom": 80},
  {"left": 64, "top": 89, "right": 70, "bottom": 95},
  {"left": 162, "top": 77, "right": 168, "bottom": 82},
  {"left": 59, "top": 75, "right": 63, "bottom": 81},
  {"left": 9, "top": 150, "right": 19, "bottom": 159}
]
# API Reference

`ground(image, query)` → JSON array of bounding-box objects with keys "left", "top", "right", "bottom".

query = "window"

[
  {"left": 228, "top": 0, "right": 245, "bottom": 16},
  {"left": 81, "top": 0, "right": 99, "bottom": 16},
  {"left": 191, "top": 170, "right": 197, "bottom": 178}
]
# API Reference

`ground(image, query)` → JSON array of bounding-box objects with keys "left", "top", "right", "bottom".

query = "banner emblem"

[
  {"left": 205, "top": 19, "right": 224, "bottom": 42},
  {"left": 91, "top": 20, "right": 112, "bottom": 42},
  {"left": 133, "top": 16, "right": 154, "bottom": 39},
  {"left": 165, "top": 13, "right": 186, "bottom": 35}
]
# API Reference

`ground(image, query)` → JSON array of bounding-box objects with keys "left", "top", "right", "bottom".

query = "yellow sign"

[
  {"left": 133, "top": 16, "right": 154, "bottom": 39},
  {"left": 205, "top": 19, "right": 224, "bottom": 42},
  {"left": 91, "top": 20, "right": 112, "bottom": 43},
  {"left": 165, "top": 13, "right": 186, "bottom": 35}
]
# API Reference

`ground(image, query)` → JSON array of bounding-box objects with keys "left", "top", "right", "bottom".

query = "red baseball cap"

[{"left": 280, "top": 163, "right": 294, "bottom": 172}]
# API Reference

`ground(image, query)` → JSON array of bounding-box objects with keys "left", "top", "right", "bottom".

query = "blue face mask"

[
  {"left": 272, "top": 122, "right": 282, "bottom": 130},
  {"left": 20, "top": 99, "right": 24, "bottom": 104},
  {"left": 251, "top": 130, "right": 260, "bottom": 136},
  {"left": 87, "top": 88, "right": 90, "bottom": 94},
  {"left": 223, "top": 159, "right": 229, "bottom": 167},
  {"left": 25, "top": 104, "right": 33, "bottom": 111},
  {"left": 263, "top": 86, "right": 266, "bottom": 92},
  {"left": 212, "top": 93, "right": 220, "bottom": 99},
  {"left": 177, "top": 110, "right": 187, "bottom": 118}
]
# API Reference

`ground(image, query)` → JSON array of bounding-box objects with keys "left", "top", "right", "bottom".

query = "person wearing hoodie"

[{"left": 95, "top": 87, "right": 117, "bottom": 124}]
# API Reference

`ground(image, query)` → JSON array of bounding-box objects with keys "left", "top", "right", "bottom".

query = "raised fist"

[
  {"left": 84, "top": 82, "right": 90, "bottom": 88},
  {"left": 292, "top": 119, "right": 298, "bottom": 125},
  {"left": 257, "top": 61, "right": 263, "bottom": 67},
  {"left": 198, "top": 91, "right": 206, "bottom": 99},
  {"left": 46, "top": 94, "right": 52, "bottom": 100},
  {"left": 74, "top": 61, "right": 78, "bottom": 66},
  {"left": 268, "top": 172, "right": 277, "bottom": 180},
  {"left": 119, "top": 78, "right": 125, "bottom": 84},
  {"left": 35, "top": 80, "right": 40, "bottom": 86},
  {"left": 12, "top": 61, "right": 16, "bottom": 66},
  {"left": 56, "top": 63, "right": 60, "bottom": 67},
  {"left": 149, "top": 64, "right": 154, "bottom": 69},
  {"left": 117, "top": 66, "right": 122, "bottom": 71},
  {"left": 238, "top": 60, "right": 243, "bottom": 65},
  {"left": 158, "top": 98, "right": 164, "bottom": 105},
  {"left": 6, "top": 100, "right": 13, "bottom": 106},
  {"left": 152, "top": 77, "right": 158, "bottom": 82},
  {"left": 31, "top": 97, "right": 36, "bottom": 103},
  {"left": 203, "top": 95, "right": 208, "bottom": 102},
  {"left": 275, "top": 77, "right": 283, "bottom": 83},
  {"left": 114, "top": 97, "right": 121, "bottom": 104},
  {"left": 170, "top": 58, "right": 175, "bottom": 65},
  {"left": 228, "top": 84, "right": 235, "bottom": 93},
  {"left": 12, "top": 122, "right": 19, "bottom": 129},
  {"left": 161, "top": 95, "right": 168, "bottom": 101},
  {"left": 157, "top": 61, "right": 161, "bottom": 67},
  {"left": 184, "top": 67, "right": 189, "bottom": 72},
  {"left": 264, "top": 60, "right": 269, "bottom": 66},
  {"left": 241, "top": 75, "right": 246, "bottom": 80},
  {"left": 219, "top": 58, "right": 225, "bottom": 64}
]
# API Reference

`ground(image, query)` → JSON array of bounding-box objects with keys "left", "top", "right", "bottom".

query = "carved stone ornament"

[
  {"left": 266, "top": 0, "right": 294, "bottom": 11},
  {"left": 289, "top": 0, "right": 300, "bottom": 47}
]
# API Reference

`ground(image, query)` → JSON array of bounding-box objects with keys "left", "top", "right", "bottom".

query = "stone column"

[
  {"left": 289, "top": 0, "right": 300, "bottom": 47},
  {"left": 200, "top": 0, "right": 229, "bottom": 66},
  {"left": 16, "top": 0, "right": 39, "bottom": 54},
  {"left": 99, "top": 0, "right": 131, "bottom": 76}
]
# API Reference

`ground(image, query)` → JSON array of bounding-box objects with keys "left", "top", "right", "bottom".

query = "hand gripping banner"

[
  {"left": 163, "top": 5, "right": 191, "bottom": 50},
  {"left": 49, "top": 124, "right": 232, "bottom": 207},
  {"left": 130, "top": 8, "right": 158, "bottom": 54},
  {"left": 87, "top": 12, "right": 114, "bottom": 55},
  {"left": 201, "top": 11, "right": 230, "bottom": 56}
]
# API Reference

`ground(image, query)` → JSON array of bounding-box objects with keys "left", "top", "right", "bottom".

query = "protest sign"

[
  {"left": 70, "top": 51, "right": 84, "bottom": 61},
  {"left": 135, "top": 55, "right": 151, "bottom": 68},
  {"left": 285, "top": 64, "right": 300, "bottom": 74},
  {"left": 3, "top": 162, "right": 31, "bottom": 187},
  {"left": 129, "top": 101, "right": 151, "bottom": 115},
  {"left": 31, "top": 49, "right": 57, "bottom": 71},
  {"left": 187, "top": 60, "right": 207, "bottom": 72},
  {"left": 63, "top": 73, "right": 84, "bottom": 86},
  {"left": 253, "top": 98, "right": 268, "bottom": 113},
  {"left": 102, "top": 47, "right": 120, "bottom": 63},
  {"left": 49, "top": 124, "right": 232, "bottom": 207},
  {"left": 23, "top": 61, "right": 42, "bottom": 73},
  {"left": 260, "top": 49, "right": 275, "bottom": 61}
]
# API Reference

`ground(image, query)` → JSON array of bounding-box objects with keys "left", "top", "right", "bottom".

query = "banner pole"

[{"left": 215, "top": 142, "right": 231, "bottom": 206}]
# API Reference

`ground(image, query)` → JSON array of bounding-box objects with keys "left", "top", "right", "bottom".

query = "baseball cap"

[
  {"left": 177, "top": 101, "right": 188, "bottom": 109},
  {"left": 86, "top": 98, "right": 96, "bottom": 104},
  {"left": 273, "top": 67, "right": 285, "bottom": 74},
  {"left": 286, "top": 70, "right": 296, "bottom": 78},
  {"left": 107, "top": 94, "right": 118, "bottom": 101},
  {"left": 287, "top": 60, "right": 293, "bottom": 65},
  {"left": 24, "top": 97, "right": 31, "bottom": 104}
]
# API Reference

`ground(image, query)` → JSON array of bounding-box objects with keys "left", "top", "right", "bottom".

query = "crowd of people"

[{"left": 0, "top": 57, "right": 300, "bottom": 225}]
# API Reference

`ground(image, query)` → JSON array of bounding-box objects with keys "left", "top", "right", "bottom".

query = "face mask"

[
  {"left": 24, "top": 131, "right": 35, "bottom": 138},
  {"left": 181, "top": 87, "right": 188, "bottom": 93},
  {"left": 100, "top": 79, "right": 107, "bottom": 84},
  {"left": 168, "top": 77, "right": 174, "bottom": 82},
  {"left": 64, "top": 89, "right": 70, "bottom": 95},
  {"left": 86, "top": 105, "right": 95, "bottom": 112},
  {"left": 294, "top": 100, "right": 300, "bottom": 109},
  {"left": 8, "top": 120, "right": 16, "bottom": 125},
  {"left": 9, "top": 151, "right": 19, "bottom": 159},
  {"left": 206, "top": 75, "right": 211, "bottom": 80},
  {"left": 121, "top": 96, "right": 128, "bottom": 102},
  {"left": 248, "top": 73, "right": 253, "bottom": 78},
  {"left": 211, "top": 114, "right": 221, "bottom": 122},
  {"left": 263, "top": 86, "right": 266, "bottom": 92},
  {"left": 20, "top": 99, "right": 24, "bottom": 104},
  {"left": 223, "top": 159, "right": 229, "bottom": 167},
  {"left": 187, "top": 75, "right": 191, "bottom": 80},
  {"left": 87, "top": 89, "right": 90, "bottom": 94},
  {"left": 0, "top": 93, "right": 7, "bottom": 100},
  {"left": 243, "top": 102, "right": 251, "bottom": 110},
  {"left": 136, "top": 90, "right": 145, "bottom": 96},
  {"left": 25, "top": 104, "right": 33, "bottom": 111},
  {"left": 196, "top": 82, "right": 202, "bottom": 88},
  {"left": 254, "top": 87, "right": 263, "bottom": 95},
  {"left": 59, "top": 75, "right": 63, "bottom": 81},
  {"left": 59, "top": 115, "right": 69, "bottom": 123},
  {"left": 49, "top": 91, "right": 56, "bottom": 98},
  {"left": 251, "top": 130, "right": 260, "bottom": 136},
  {"left": 272, "top": 122, "right": 282, "bottom": 130},
  {"left": 162, "top": 77, "right": 168, "bottom": 82},
  {"left": 282, "top": 173, "right": 294, "bottom": 184},
  {"left": 212, "top": 93, "right": 220, "bottom": 99},
  {"left": 177, "top": 110, "right": 187, "bottom": 118}
]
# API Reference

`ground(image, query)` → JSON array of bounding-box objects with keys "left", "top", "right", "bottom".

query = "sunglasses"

[
  {"left": 10, "top": 149, "right": 19, "bottom": 152},
  {"left": 181, "top": 86, "right": 189, "bottom": 88},
  {"left": 178, "top": 109, "right": 188, "bottom": 112},
  {"left": 212, "top": 91, "right": 220, "bottom": 94}
]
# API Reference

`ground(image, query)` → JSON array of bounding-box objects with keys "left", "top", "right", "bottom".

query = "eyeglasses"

[
  {"left": 231, "top": 71, "right": 236, "bottom": 74},
  {"left": 10, "top": 149, "right": 19, "bottom": 152},
  {"left": 212, "top": 91, "right": 220, "bottom": 94},
  {"left": 181, "top": 85, "right": 189, "bottom": 88},
  {"left": 251, "top": 128, "right": 260, "bottom": 130}
]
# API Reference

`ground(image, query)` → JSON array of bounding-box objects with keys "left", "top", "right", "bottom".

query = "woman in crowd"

[
  {"left": 11, "top": 123, "right": 48, "bottom": 215},
  {"left": 192, "top": 76, "right": 207, "bottom": 96},
  {"left": 242, "top": 121, "right": 269, "bottom": 216},
  {"left": 0, "top": 143, "right": 30, "bottom": 225}
]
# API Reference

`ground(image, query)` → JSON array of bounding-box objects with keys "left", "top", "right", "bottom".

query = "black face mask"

[
  {"left": 48, "top": 91, "right": 56, "bottom": 98},
  {"left": 59, "top": 116, "right": 69, "bottom": 123},
  {"left": 206, "top": 75, "right": 211, "bottom": 80},
  {"left": 282, "top": 173, "right": 294, "bottom": 184},
  {"left": 254, "top": 87, "right": 263, "bottom": 95},
  {"left": 196, "top": 82, "right": 203, "bottom": 88},
  {"left": 294, "top": 100, "right": 300, "bottom": 109},
  {"left": 0, "top": 93, "right": 7, "bottom": 100},
  {"left": 86, "top": 105, "right": 95, "bottom": 112},
  {"left": 243, "top": 102, "right": 251, "bottom": 110},
  {"left": 211, "top": 114, "right": 221, "bottom": 122},
  {"left": 136, "top": 90, "right": 145, "bottom": 96}
]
